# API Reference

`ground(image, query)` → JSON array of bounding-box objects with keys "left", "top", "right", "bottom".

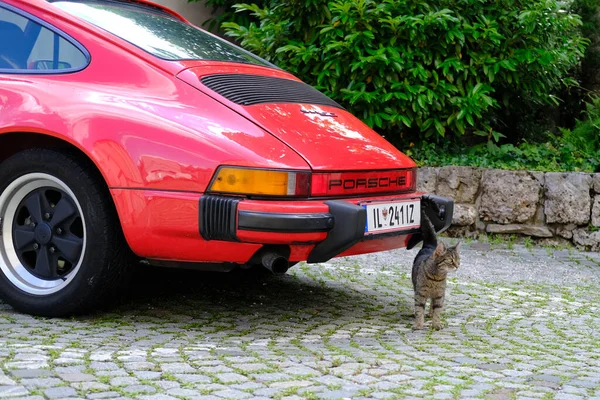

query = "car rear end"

[
  {"left": 177, "top": 66, "right": 454, "bottom": 268},
  {"left": 197, "top": 163, "right": 453, "bottom": 271}
]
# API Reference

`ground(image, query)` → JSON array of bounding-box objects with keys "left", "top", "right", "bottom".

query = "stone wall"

[{"left": 418, "top": 167, "right": 600, "bottom": 250}]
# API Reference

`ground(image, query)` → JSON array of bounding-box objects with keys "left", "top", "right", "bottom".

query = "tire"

[{"left": 0, "top": 148, "right": 133, "bottom": 317}]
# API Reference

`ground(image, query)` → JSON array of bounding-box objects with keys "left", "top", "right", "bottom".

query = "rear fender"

[{"left": 0, "top": 79, "right": 309, "bottom": 193}]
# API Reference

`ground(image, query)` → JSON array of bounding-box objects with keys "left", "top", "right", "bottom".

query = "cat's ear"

[
  {"left": 453, "top": 241, "right": 461, "bottom": 251},
  {"left": 433, "top": 242, "right": 446, "bottom": 258}
]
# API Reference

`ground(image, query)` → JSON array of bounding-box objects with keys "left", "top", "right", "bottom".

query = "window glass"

[
  {"left": 52, "top": 1, "right": 269, "bottom": 66},
  {"left": 0, "top": 6, "right": 88, "bottom": 71},
  {"left": 0, "top": 7, "right": 27, "bottom": 29}
]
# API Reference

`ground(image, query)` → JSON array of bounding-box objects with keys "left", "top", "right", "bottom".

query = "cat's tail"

[{"left": 420, "top": 210, "right": 438, "bottom": 249}]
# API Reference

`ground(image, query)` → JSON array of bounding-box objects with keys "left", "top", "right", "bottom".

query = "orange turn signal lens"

[{"left": 209, "top": 167, "right": 310, "bottom": 197}]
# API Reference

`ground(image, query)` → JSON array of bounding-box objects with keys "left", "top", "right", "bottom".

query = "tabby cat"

[{"left": 411, "top": 210, "right": 460, "bottom": 330}]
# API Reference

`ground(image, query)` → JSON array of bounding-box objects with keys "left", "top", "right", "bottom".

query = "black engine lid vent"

[{"left": 200, "top": 74, "right": 343, "bottom": 109}]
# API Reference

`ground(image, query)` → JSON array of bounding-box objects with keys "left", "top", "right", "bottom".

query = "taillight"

[{"left": 311, "top": 168, "right": 416, "bottom": 197}]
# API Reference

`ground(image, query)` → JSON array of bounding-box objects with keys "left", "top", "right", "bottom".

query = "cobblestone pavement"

[{"left": 1, "top": 240, "right": 600, "bottom": 400}]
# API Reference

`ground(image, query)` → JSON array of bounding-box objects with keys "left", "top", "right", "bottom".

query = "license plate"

[{"left": 362, "top": 199, "right": 420, "bottom": 235}]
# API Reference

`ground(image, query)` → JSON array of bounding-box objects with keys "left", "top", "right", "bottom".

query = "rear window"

[{"left": 50, "top": 0, "right": 270, "bottom": 66}]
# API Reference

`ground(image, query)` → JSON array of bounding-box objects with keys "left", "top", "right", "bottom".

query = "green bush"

[
  {"left": 222, "top": 0, "right": 587, "bottom": 143},
  {"left": 188, "top": 0, "right": 266, "bottom": 32},
  {"left": 571, "top": 0, "right": 600, "bottom": 91},
  {"left": 550, "top": 0, "right": 600, "bottom": 130},
  {"left": 407, "top": 97, "right": 600, "bottom": 172}
]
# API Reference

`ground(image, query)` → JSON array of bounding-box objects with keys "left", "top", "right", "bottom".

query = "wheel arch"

[
  {"left": 0, "top": 129, "right": 116, "bottom": 183},
  {"left": 0, "top": 131, "right": 131, "bottom": 247}
]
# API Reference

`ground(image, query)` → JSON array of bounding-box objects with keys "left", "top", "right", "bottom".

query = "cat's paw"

[
  {"left": 412, "top": 321, "right": 425, "bottom": 330},
  {"left": 432, "top": 321, "right": 445, "bottom": 330}
]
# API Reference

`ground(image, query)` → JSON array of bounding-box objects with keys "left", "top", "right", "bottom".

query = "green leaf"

[
  {"left": 466, "top": 113, "right": 475, "bottom": 126},
  {"left": 434, "top": 119, "right": 445, "bottom": 136},
  {"left": 422, "top": 118, "right": 433, "bottom": 130},
  {"left": 276, "top": 45, "right": 301, "bottom": 53},
  {"left": 491, "top": 130, "right": 507, "bottom": 142},
  {"left": 398, "top": 115, "right": 412, "bottom": 127}
]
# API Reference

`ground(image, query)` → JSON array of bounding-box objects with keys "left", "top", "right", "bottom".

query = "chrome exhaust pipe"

[{"left": 261, "top": 252, "right": 289, "bottom": 275}]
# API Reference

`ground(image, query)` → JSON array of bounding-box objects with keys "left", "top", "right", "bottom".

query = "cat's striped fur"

[{"left": 411, "top": 210, "right": 460, "bottom": 330}]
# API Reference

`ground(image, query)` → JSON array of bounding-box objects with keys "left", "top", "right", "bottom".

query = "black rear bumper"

[
  {"left": 306, "top": 194, "right": 455, "bottom": 259},
  {"left": 406, "top": 194, "right": 454, "bottom": 250},
  {"left": 199, "top": 193, "right": 454, "bottom": 262},
  {"left": 306, "top": 201, "right": 367, "bottom": 263}
]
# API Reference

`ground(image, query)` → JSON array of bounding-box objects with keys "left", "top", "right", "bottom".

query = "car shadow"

[{"left": 89, "top": 264, "right": 415, "bottom": 329}]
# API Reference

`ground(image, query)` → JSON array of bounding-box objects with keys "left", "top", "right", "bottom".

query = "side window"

[{"left": 0, "top": 7, "right": 88, "bottom": 72}]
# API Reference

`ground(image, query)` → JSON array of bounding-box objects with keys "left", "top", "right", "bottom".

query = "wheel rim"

[{"left": 0, "top": 173, "right": 86, "bottom": 295}]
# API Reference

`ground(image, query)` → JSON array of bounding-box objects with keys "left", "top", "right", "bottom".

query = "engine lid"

[{"left": 176, "top": 64, "right": 416, "bottom": 171}]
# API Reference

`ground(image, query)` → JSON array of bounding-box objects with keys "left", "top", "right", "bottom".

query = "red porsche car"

[{"left": 0, "top": 0, "right": 453, "bottom": 316}]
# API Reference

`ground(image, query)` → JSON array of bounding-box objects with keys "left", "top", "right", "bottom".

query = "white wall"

[{"left": 153, "top": 0, "right": 213, "bottom": 28}]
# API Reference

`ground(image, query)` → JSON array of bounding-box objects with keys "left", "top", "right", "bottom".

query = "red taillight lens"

[
  {"left": 293, "top": 171, "right": 311, "bottom": 197},
  {"left": 311, "top": 168, "right": 416, "bottom": 197}
]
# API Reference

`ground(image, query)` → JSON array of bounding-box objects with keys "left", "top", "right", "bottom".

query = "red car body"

[{"left": 0, "top": 0, "right": 452, "bottom": 315}]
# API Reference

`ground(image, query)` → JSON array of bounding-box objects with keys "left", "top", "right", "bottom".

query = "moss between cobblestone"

[{"left": 1, "top": 242, "right": 600, "bottom": 399}]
